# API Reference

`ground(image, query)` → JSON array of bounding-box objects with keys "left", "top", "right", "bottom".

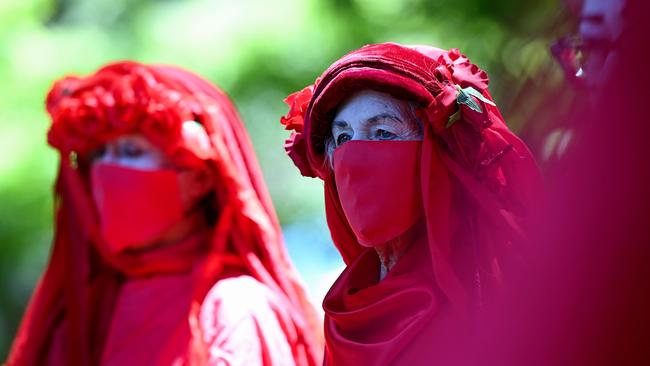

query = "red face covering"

[
  {"left": 333, "top": 140, "right": 423, "bottom": 247},
  {"left": 91, "top": 163, "right": 185, "bottom": 253}
]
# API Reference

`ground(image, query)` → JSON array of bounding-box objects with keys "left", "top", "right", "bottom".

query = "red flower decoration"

[
  {"left": 280, "top": 84, "right": 317, "bottom": 177},
  {"left": 46, "top": 76, "right": 81, "bottom": 115},
  {"left": 436, "top": 48, "right": 489, "bottom": 91},
  {"left": 46, "top": 64, "right": 199, "bottom": 157},
  {"left": 48, "top": 89, "right": 110, "bottom": 153},
  {"left": 107, "top": 74, "right": 147, "bottom": 133},
  {"left": 140, "top": 87, "right": 189, "bottom": 152},
  {"left": 280, "top": 85, "right": 313, "bottom": 133}
]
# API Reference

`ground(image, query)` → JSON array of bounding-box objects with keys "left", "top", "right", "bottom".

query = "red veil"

[
  {"left": 281, "top": 43, "right": 542, "bottom": 364},
  {"left": 7, "top": 62, "right": 321, "bottom": 365}
]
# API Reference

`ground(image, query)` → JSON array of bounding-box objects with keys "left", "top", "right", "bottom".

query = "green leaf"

[
  {"left": 446, "top": 108, "right": 461, "bottom": 128},
  {"left": 456, "top": 87, "right": 483, "bottom": 113},
  {"left": 463, "top": 86, "right": 496, "bottom": 106},
  {"left": 453, "top": 85, "right": 495, "bottom": 115}
]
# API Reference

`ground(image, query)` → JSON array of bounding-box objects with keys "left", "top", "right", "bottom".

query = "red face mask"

[
  {"left": 91, "top": 164, "right": 185, "bottom": 253},
  {"left": 333, "top": 140, "right": 423, "bottom": 247}
]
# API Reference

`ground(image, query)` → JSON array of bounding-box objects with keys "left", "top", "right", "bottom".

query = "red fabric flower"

[
  {"left": 280, "top": 84, "right": 316, "bottom": 177},
  {"left": 48, "top": 88, "right": 111, "bottom": 153},
  {"left": 46, "top": 76, "right": 81, "bottom": 115},
  {"left": 280, "top": 85, "right": 313, "bottom": 133},
  {"left": 140, "top": 87, "right": 188, "bottom": 152},
  {"left": 107, "top": 74, "right": 147, "bottom": 133},
  {"left": 436, "top": 48, "right": 489, "bottom": 91},
  {"left": 46, "top": 64, "right": 198, "bottom": 157}
]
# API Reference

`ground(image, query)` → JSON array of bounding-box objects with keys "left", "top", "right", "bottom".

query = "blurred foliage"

[{"left": 0, "top": 0, "right": 575, "bottom": 358}]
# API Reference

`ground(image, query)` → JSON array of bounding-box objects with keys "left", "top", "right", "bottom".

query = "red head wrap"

[
  {"left": 8, "top": 61, "right": 321, "bottom": 365},
  {"left": 281, "top": 42, "right": 542, "bottom": 312}
]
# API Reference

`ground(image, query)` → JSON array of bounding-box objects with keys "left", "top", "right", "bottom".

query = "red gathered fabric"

[
  {"left": 7, "top": 61, "right": 321, "bottom": 366},
  {"left": 280, "top": 43, "right": 542, "bottom": 364}
]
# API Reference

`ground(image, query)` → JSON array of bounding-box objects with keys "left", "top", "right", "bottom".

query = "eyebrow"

[
  {"left": 367, "top": 113, "right": 403, "bottom": 124},
  {"left": 332, "top": 113, "right": 404, "bottom": 129},
  {"left": 332, "top": 120, "right": 349, "bottom": 128}
]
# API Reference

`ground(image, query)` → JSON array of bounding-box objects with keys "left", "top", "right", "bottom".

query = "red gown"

[
  {"left": 281, "top": 43, "right": 541, "bottom": 364},
  {"left": 7, "top": 62, "right": 321, "bottom": 366},
  {"left": 43, "top": 271, "right": 299, "bottom": 365}
]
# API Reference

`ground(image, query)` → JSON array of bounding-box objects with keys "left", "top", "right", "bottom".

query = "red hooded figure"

[
  {"left": 280, "top": 43, "right": 542, "bottom": 365},
  {"left": 6, "top": 62, "right": 322, "bottom": 366}
]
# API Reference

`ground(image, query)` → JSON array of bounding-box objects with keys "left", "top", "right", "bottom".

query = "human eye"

[
  {"left": 375, "top": 128, "right": 397, "bottom": 140},
  {"left": 120, "top": 141, "right": 145, "bottom": 158},
  {"left": 336, "top": 133, "right": 352, "bottom": 146},
  {"left": 89, "top": 145, "right": 108, "bottom": 162}
]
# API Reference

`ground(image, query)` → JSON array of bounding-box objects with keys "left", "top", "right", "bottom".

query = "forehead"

[{"left": 333, "top": 89, "right": 406, "bottom": 126}]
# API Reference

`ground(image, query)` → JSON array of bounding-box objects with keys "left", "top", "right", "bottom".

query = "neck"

[
  {"left": 375, "top": 239, "right": 409, "bottom": 281},
  {"left": 374, "top": 219, "right": 424, "bottom": 281}
]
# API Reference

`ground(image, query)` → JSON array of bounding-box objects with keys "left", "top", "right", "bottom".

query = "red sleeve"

[{"left": 199, "top": 275, "right": 297, "bottom": 366}]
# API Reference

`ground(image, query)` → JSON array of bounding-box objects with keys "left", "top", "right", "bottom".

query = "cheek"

[
  {"left": 176, "top": 169, "right": 212, "bottom": 211},
  {"left": 175, "top": 172, "right": 197, "bottom": 211}
]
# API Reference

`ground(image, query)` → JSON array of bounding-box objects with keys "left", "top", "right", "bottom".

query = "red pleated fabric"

[
  {"left": 280, "top": 43, "right": 542, "bottom": 364},
  {"left": 6, "top": 62, "right": 322, "bottom": 366}
]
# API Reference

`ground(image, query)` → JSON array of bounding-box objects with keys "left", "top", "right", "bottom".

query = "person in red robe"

[
  {"left": 279, "top": 43, "right": 542, "bottom": 365},
  {"left": 5, "top": 61, "right": 322, "bottom": 366}
]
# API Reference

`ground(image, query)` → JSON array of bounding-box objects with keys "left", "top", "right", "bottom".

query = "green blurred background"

[{"left": 0, "top": 0, "right": 575, "bottom": 358}]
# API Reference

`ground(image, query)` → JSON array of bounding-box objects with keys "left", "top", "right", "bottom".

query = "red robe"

[
  {"left": 323, "top": 226, "right": 475, "bottom": 365},
  {"left": 281, "top": 43, "right": 541, "bottom": 364},
  {"left": 7, "top": 62, "right": 321, "bottom": 366},
  {"left": 42, "top": 271, "right": 299, "bottom": 365}
]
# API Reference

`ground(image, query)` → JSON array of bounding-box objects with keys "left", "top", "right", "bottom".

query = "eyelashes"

[
  {"left": 376, "top": 128, "right": 397, "bottom": 140},
  {"left": 336, "top": 133, "right": 352, "bottom": 146},
  {"left": 332, "top": 116, "right": 422, "bottom": 147},
  {"left": 333, "top": 126, "right": 413, "bottom": 147}
]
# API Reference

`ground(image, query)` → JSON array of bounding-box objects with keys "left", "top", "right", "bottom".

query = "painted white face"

[
  {"left": 331, "top": 90, "right": 422, "bottom": 149},
  {"left": 91, "top": 134, "right": 169, "bottom": 170},
  {"left": 579, "top": 0, "right": 625, "bottom": 88},
  {"left": 580, "top": 0, "right": 625, "bottom": 42}
]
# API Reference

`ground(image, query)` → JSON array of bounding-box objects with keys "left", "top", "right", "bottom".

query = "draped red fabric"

[
  {"left": 6, "top": 62, "right": 321, "bottom": 366},
  {"left": 280, "top": 43, "right": 542, "bottom": 364}
]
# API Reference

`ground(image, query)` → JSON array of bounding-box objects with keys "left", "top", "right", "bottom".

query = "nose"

[{"left": 349, "top": 129, "right": 372, "bottom": 141}]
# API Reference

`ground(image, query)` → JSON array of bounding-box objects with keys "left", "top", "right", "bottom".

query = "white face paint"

[
  {"left": 580, "top": 0, "right": 625, "bottom": 41},
  {"left": 330, "top": 90, "right": 422, "bottom": 149},
  {"left": 91, "top": 134, "right": 169, "bottom": 170},
  {"left": 579, "top": 0, "right": 626, "bottom": 88}
]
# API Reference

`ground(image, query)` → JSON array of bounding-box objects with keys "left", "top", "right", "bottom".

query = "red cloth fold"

[{"left": 323, "top": 233, "right": 439, "bottom": 365}]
